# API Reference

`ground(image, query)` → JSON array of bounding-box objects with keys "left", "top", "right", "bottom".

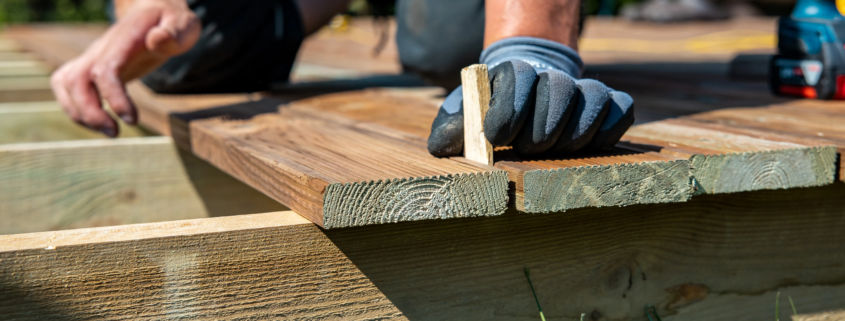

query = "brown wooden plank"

[
  {"left": 671, "top": 116, "right": 845, "bottom": 181},
  {"left": 285, "top": 89, "right": 693, "bottom": 213},
  {"left": 623, "top": 121, "right": 837, "bottom": 194},
  {"left": 190, "top": 105, "right": 509, "bottom": 228},
  {"left": 461, "top": 64, "right": 494, "bottom": 165},
  {"left": 4, "top": 184, "right": 845, "bottom": 320}
]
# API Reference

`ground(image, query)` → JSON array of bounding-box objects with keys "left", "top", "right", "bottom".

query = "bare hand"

[{"left": 51, "top": 0, "right": 200, "bottom": 137}]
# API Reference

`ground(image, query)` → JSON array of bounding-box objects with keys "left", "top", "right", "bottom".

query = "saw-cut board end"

[{"left": 461, "top": 64, "right": 494, "bottom": 166}]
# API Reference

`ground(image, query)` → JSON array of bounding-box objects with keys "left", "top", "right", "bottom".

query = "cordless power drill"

[{"left": 770, "top": 0, "right": 845, "bottom": 99}]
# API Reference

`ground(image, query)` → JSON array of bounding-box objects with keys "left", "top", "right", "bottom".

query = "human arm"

[
  {"left": 52, "top": 0, "right": 349, "bottom": 137},
  {"left": 427, "top": 0, "right": 635, "bottom": 157}
]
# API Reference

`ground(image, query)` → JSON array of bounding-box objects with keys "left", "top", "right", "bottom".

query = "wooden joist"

[
  {"left": 0, "top": 76, "right": 53, "bottom": 103},
  {"left": 4, "top": 184, "right": 845, "bottom": 320},
  {"left": 0, "top": 101, "right": 148, "bottom": 143},
  {"left": 0, "top": 137, "right": 287, "bottom": 234},
  {"left": 0, "top": 211, "right": 403, "bottom": 320}
]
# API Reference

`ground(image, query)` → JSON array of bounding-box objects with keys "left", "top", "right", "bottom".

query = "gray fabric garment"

[
  {"left": 136, "top": 0, "right": 304, "bottom": 94},
  {"left": 480, "top": 36, "right": 585, "bottom": 77},
  {"left": 395, "top": 0, "right": 485, "bottom": 90}
]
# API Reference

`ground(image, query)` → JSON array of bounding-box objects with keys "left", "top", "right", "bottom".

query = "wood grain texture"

[
  {"left": 498, "top": 151, "right": 692, "bottom": 212},
  {"left": 461, "top": 64, "right": 494, "bottom": 165},
  {"left": 664, "top": 284, "right": 845, "bottom": 321},
  {"left": 685, "top": 104, "right": 845, "bottom": 181},
  {"left": 0, "top": 101, "right": 148, "bottom": 143},
  {"left": 191, "top": 106, "right": 508, "bottom": 228},
  {"left": 623, "top": 122, "right": 837, "bottom": 194},
  {"left": 0, "top": 137, "right": 287, "bottom": 234},
  {"left": 288, "top": 88, "right": 695, "bottom": 213},
  {"left": 0, "top": 212, "right": 404, "bottom": 320},
  {"left": 5, "top": 184, "right": 845, "bottom": 320},
  {"left": 127, "top": 81, "right": 258, "bottom": 140}
]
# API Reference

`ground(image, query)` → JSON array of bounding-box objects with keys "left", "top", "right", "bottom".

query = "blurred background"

[
  {"left": 0, "top": 0, "right": 800, "bottom": 24},
  {"left": 0, "top": 0, "right": 108, "bottom": 24}
]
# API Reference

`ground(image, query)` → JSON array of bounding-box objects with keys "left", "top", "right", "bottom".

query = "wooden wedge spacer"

[{"left": 461, "top": 64, "right": 494, "bottom": 166}]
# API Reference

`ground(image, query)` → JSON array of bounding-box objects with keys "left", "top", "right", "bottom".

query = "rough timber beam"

[
  {"left": 4, "top": 184, "right": 845, "bottom": 320},
  {"left": 0, "top": 101, "right": 148, "bottom": 143},
  {"left": 0, "top": 137, "right": 287, "bottom": 234}
]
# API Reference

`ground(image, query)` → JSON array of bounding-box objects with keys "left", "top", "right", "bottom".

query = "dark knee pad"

[
  {"left": 141, "top": 0, "right": 304, "bottom": 94},
  {"left": 396, "top": 0, "right": 485, "bottom": 90}
]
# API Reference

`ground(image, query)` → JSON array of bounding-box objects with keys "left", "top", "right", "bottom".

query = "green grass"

[{"left": 0, "top": 0, "right": 108, "bottom": 25}]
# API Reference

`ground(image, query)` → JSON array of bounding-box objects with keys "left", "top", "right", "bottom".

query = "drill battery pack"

[{"left": 770, "top": 16, "right": 845, "bottom": 99}]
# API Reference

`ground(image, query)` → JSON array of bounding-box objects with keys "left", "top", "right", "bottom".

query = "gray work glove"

[{"left": 427, "top": 37, "right": 634, "bottom": 157}]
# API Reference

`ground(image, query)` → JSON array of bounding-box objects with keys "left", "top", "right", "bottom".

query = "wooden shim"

[
  {"left": 0, "top": 137, "right": 287, "bottom": 234},
  {"left": 0, "top": 101, "right": 148, "bottom": 144},
  {"left": 191, "top": 107, "right": 508, "bottom": 228},
  {"left": 461, "top": 64, "right": 494, "bottom": 165},
  {"left": 288, "top": 88, "right": 696, "bottom": 213},
  {"left": 623, "top": 121, "right": 837, "bottom": 194},
  {"left": 4, "top": 184, "right": 845, "bottom": 319}
]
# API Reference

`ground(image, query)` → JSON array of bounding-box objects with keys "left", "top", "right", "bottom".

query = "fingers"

[
  {"left": 91, "top": 64, "right": 137, "bottom": 125},
  {"left": 146, "top": 9, "right": 201, "bottom": 56},
  {"left": 427, "top": 87, "right": 465, "bottom": 157},
  {"left": 548, "top": 79, "right": 612, "bottom": 154},
  {"left": 67, "top": 66, "right": 119, "bottom": 137},
  {"left": 51, "top": 65, "right": 81, "bottom": 124},
  {"left": 587, "top": 91, "right": 635, "bottom": 151},
  {"left": 512, "top": 70, "right": 577, "bottom": 155},
  {"left": 52, "top": 59, "right": 122, "bottom": 137},
  {"left": 483, "top": 60, "right": 537, "bottom": 146}
]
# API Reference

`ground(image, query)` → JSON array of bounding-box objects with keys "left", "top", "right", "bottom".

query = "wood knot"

[
  {"left": 600, "top": 265, "right": 632, "bottom": 296},
  {"left": 117, "top": 188, "right": 137, "bottom": 203}
]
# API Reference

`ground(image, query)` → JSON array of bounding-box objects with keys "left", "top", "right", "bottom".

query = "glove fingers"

[
  {"left": 549, "top": 79, "right": 612, "bottom": 154},
  {"left": 483, "top": 60, "right": 537, "bottom": 146},
  {"left": 587, "top": 91, "right": 635, "bottom": 151},
  {"left": 427, "top": 87, "right": 464, "bottom": 157},
  {"left": 513, "top": 70, "right": 577, "bottom": 155}
]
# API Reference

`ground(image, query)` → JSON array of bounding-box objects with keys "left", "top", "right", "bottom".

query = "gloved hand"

[{"left": 427, "top": 37, "right": 634, "bottom": 157}]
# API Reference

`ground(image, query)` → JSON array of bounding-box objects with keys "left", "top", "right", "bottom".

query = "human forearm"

[{"left": 484, "top": 0, "right": 580, "bottom": 49}]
